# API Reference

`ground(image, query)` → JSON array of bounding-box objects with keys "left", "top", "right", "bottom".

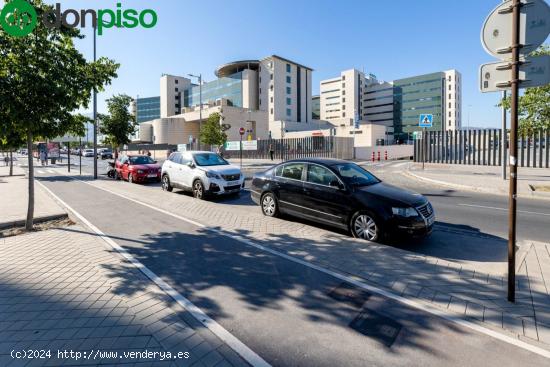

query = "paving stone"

[{"left": 465, "top": 302, "right": 484, "bottom": 320}]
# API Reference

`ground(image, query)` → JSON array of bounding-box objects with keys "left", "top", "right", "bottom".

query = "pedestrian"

[
  {"left": 39, "top": 150, "right": 46, "bottom": 166},
  {"left": 3, "top": 155, "right": 8, "bottom": 167},
  {"left": 269, "top": 144, "right": 274, "bottom": 161},
  {"left": 44, "top": 150, "right": 48, "bottom": 165}
]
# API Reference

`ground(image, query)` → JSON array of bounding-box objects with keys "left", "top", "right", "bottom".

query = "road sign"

[
  {"left": 242, "top": 140, "right": 258, "bottom": 151},
  {"left": 480, "top": 54, "right": 550, "bottom": 92},
  {"left": 419, "top": 114, "right": 433, "bottom": 128},
  {"left": 239, "top": 127, "right": 245, "bottom": 136},
  {"left": 481, "top": 0, "right": 550, "bottom": 59},
  {"left": 177, "top": 144, "right": 187, "bottom": 152},
  {"left": 225, "top": 141, "right": 240, "bottom": 151}
]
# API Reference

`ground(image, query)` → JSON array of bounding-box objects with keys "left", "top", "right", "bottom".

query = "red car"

[{"left": 115, "top": 155, "right": 161, "bottom": 183}]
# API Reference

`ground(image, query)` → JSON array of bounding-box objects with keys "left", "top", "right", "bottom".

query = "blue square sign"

[{"left": 419, "top": 114, "right": 433, "bottom": 128}]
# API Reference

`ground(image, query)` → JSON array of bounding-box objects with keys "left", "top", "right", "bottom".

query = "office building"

[
  {"left": 131, "top": 96, "right": 161, "bottom": 123},
  {"left": 312, "top": 95, "right": 320, "bottom": 120},
  {"left": 160, "top": 74, "right": 191, "bottom": 117}
]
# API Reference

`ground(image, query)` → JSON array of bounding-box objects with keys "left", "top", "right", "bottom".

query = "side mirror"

[
  {"left": 187, "top": 161, "right": 195, "bottom": 168},
  {"left": 330, "top": 179, "right": 344, "bottom": 190},
  {"left": 154, "top": 160, "right": 158, "bottom": 164}
]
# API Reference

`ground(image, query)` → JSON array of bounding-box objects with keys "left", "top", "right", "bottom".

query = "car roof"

[{"left": 282, "top": 157, "right": 350, "bottom": 166}]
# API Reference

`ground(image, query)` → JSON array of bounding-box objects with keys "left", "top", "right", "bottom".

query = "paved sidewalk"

[
  {"left": 0, "top": 166, "right": 67, "bottom": 228},
  {"left": 0, "top": 169, "right": 249, "bottom": 366},
  {"left": 85, "top": 176, "right": 550, "bottom": 350},
  {"left": 405, "top": 163, "right": 550, "bottom": 200}
]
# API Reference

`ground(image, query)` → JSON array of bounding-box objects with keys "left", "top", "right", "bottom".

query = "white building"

[{"left": 444, "top": 70, "right": 462, "bottom": 130}]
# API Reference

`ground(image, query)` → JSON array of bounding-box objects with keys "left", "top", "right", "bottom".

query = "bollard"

[
  {"left": 385, "top": 151, "right": 388, "bottom": 160},
  {"left": 372, "top": 151, "right": 375, "bottom": 162},
  {"left": 377, "top": 151, "right": 381, "bottom": 161}
]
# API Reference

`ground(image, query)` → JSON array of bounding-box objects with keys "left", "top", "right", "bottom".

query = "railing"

[{"left": 413, "top": 129, "right": 550, "bottom": 168}]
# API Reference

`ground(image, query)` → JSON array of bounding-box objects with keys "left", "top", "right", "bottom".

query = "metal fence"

[
  {"left": 413, "top": 129, "right": 550, "bottom": 168},
  {"left": 223, "top": 136, "right": 354, "bottom": 160}
]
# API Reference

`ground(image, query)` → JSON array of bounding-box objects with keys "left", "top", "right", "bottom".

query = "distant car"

[
  {"left": 82, "top": 149, "right": 95, "bottom": 157},
  {"left": 60, "top": 148, "right": 68, "bottom": 154},
  {"left": 100, "top": 149, "right": 113, "bottom": 159},
  {"left": 19, "top": 148, "right": 28, "bottom": 155},
  {"left": 161, "top": 151, "right": 244, "bottom": 199},
  {"left": 115, "top": 155, "right": 161, "bottom": 183},
  {"left": 250, "top": 158, "right": 435, "bottom": 243}
]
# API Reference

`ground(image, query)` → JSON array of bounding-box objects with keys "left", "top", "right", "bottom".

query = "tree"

[
  {"left": 499, "top": 45, "right": 550, "bottom": 137},
  {"left": 0, "top": 120, "right": 25, "bottom": 176},
  {"left": 200, "top": 112, "right": 227, "bottom": 148},
  {"left": 0, "top": 0, "right": 119, "bottom": 230},
  {"left": 98, "top": 94, "right": 136, "bottom": 158}
]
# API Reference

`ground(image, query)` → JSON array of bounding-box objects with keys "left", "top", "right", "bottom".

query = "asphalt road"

[
  {"left": 363, "top": 161, "right": 550, "bottom": 244},
  {"left": 27, "top": 166, "right": 550, "bottom": 367}
]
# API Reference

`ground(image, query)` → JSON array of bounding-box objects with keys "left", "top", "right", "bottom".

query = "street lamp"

[
  {"left": 93, "top": 25, "right": 98, "bottom": 179},
  {"left": 188, "top": 74, "right": 202, "bottom": 150}
]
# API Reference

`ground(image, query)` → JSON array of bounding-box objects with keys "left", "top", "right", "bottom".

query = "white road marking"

[
  {"left": 36, "top": 170, "right": 45, "bottom": 174},
  {"left": 392, "top": 162, "right": 410, "bottom": 168},
  {"left": 459, "top": 203, "right": 550, "bottom": 217},
  {"left": 47, "top": 169, "right": 56, "bottom": 174},
  {"left": 43, "top": 172, "right": 550, "bottom": 359},
  {"left": 35, "top": 179, "right": 271, "bottom": 367}
]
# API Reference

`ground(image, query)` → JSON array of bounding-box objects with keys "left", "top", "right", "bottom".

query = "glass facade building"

[
  {"left": 184, "top": 71, "right": 243, "bottom": 108},
  {"left": 136, "top": 96, "right": 161, "bottom": 123},
  {"left": 393, "top": 72, "right": 444, "bottom": 139},
  {"left": 312, "top": 96, "right": 320, "bottom": 120}
]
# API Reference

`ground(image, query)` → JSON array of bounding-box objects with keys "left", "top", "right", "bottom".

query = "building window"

[
  {"left": 342, "top": 83, "right": 345, "bottom": 88},
  {"left": 449, "top": 120, "right": 451, "bottom": 126},
  {"left": 270, "top": 96, "right": 273, "bottom": 103},
  {"left": 449, "top": 102, "right": 451, "bottom": 108},
  {"left": 448, "top": 76, "right": 451, "bottom": 81},
  {"left": 286, "top": 76, "right": 291, "bottom": 83},
  {"left": 259, "top": 88, "right": 261, "bottom": 95},
  {"left": 286, "top": 63, "right": 291, "bottom": 72},
  {"left": 342, "top": 75, "right": 346, "bottom": 80},
  {"left": 449, "top": 111, "right": 451, "bottom": 117},
  {"left": 342, "top": 98, "right": 346, "bottom": 103},
  {"left": 270, "top": 85, "right": 273, "bottom": 91},
  {"left": 175, "top": 80, "right": 178, "bottom": 84},
  {"left": 286, "top": 108, "right": 291, "bottom": 116},
  {"left": 342, "top": 90, "right": 346, "bottom": 95},
  {"left": 175, "top": 87, "right": 178, "bottom": 92},
  {"left": 342, "top": 112, "right": 346, "bottom": 117},
  {"left": 271, "top": 108, "right": 273, "bottom": 115},
  {"left": 286, "top": 97, "right": 291, "bottom": 105},
  {"left": 270, "top": 74, "right": 273, "bottom": 80},
  {"left": 449, "top": 85, "right": 451, "bottom": 91},
  {"left": 449, "top": 93, "right": 451, "bottom": 99},
  {"left": 287, "top": 86, "right": 291, "bottom": 94},
  {"left": 342, "top": 105, "right": 346, "bottom": 110}
]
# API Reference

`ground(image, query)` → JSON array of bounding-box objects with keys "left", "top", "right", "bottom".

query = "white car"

[
  {"left": 161, "top": 151, "right": 245, "bottom": 199},
  {"left": 82, "top": 149, "right": 95, "bottom": 157}
]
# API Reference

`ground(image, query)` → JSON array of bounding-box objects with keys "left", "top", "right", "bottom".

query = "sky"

[{"left": 32, "top": 0, "right": 550, "bottom": 127}]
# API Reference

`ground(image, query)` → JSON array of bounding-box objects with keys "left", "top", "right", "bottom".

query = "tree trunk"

[
  {"left": 9, "top": 150, "right": 13, "bottom": 176},
  {"left": 26, "top": 132, "right": 34, "bottom": 231}
]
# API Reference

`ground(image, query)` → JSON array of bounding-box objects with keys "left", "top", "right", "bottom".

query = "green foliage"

[
  {"left": 200, "top": 112, "right": 227, "bottom": 147},
  {"left": 499, "top": 45, "right": 550, "bottom": 136},
  {"left": 98, "top": 94, "right": 136, "bottom": 150},
  {"left": 0, "top": 1, "right": 119, "bottom": 139}
]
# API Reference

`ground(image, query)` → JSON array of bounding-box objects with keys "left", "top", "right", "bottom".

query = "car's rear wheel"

[
  {"left": 261, "top": 193, "right": 279, "bottom": 217},
  {"left": 193, "top": 179, "right": 205, "bottom": 199},
  {"left": 162, "top": 175, "right": 173, "bottom": 192},
  {"left": 350, "top": 211, "right": 381, "bottom": 242}
]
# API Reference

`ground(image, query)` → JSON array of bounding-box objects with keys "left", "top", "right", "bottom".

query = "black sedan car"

[{"left": 250, "top": 158, "right": 434, "bottom": 242}]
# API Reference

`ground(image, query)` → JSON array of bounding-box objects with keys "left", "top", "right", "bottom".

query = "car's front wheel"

[
  {"left": 350, "top": 211, "right": 382, "bottom": 242},
  {"left": 193, "top": 179, "right": 205, "bottom": 199},
  {"left": 162, "top": 175, "right": 173, "bottom": 192},
  {"left": 261, "top": 193, "right": 279, "bottom": 217}
]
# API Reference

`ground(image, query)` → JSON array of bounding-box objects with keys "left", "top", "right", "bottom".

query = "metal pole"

[
  {"left": 79, "top": 137, "right": 82, "bottom": 175},
  {"left": 507, "top": 0, "right": 521, "bottom": 303},
  {"left": 240, "top": 134, "right": 243, "bottom": 168},
  {"left": 93, "top": 26, "right": 98, "bottom": 179},
  {"left": 67, "top": 141, "right": 70, "bottom": 173},
  {"left": 502, "top": 90, "right": 507, "bottom": 179},
  {"left": 199, "top": 74, "right": 202, "bottom": 150},
  {"left": 422, "top": 127, "right": 426, "bottom": 170}
]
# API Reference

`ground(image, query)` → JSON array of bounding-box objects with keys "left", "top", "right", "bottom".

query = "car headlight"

[
  {"left": 392, "top": 207, "right": 418, "bottom": 217},
  {"left": 137, "top": 169, "right": 144, "bottom": 174},
  {"left": 206, "top": 171, "right": 221, "bottom": 179}
]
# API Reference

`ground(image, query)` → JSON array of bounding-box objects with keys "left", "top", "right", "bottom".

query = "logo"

[
  {"left": 0, "top": 0, "right": 38, "bottom": 37},
  {"left": 0, "top": 1, "right": 157, "bottom": 37}
]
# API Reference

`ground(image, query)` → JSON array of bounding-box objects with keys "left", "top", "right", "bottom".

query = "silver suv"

[{"left": 161, "top": 151, "right": 245, "bottom": 199}]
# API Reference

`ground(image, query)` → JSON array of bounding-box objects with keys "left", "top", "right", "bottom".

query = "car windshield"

[
  {"left": 129, "top": 156, "right": 155, "bottom": 165},
  {"left": 194, "top": 153, "right": 228, "bottom": 167},
  {"left": 334, "top": 163, "right": 380, "bottom": 187}
]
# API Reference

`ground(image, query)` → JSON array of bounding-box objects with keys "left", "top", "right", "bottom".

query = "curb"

[
  {"left": 403, "top": 170, "right": 550, "bottom": 201},
  {"left": 0, "top": 213, "right": 69, "bottom": 230}
]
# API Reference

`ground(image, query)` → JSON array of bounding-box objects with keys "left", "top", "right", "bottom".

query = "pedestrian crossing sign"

[{"left": 419, "top": 114, "right": 433, "bottom": 128}]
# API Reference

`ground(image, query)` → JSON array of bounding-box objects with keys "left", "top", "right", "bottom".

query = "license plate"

[
  {"left": 147, "top": 174, "right": 157, "bottom": 178},
  {"left": 226, "top": 180, "right": 240, "bottom": 186}
]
